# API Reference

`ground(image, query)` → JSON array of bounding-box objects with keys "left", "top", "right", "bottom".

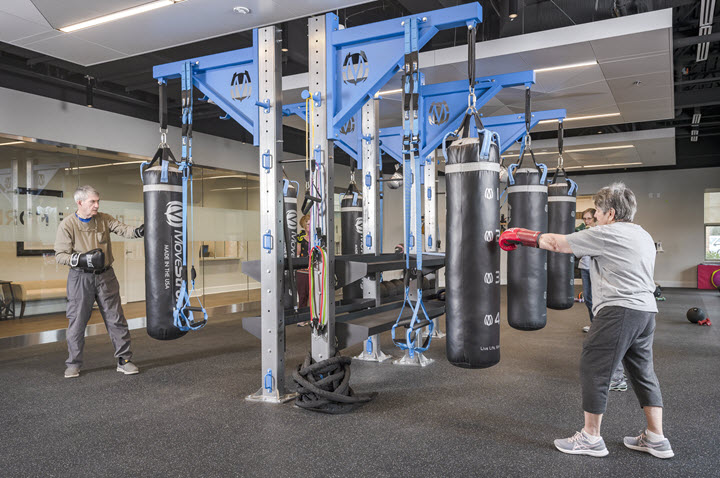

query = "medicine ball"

[
  {"left": 686, "top": 307, "right": 706, "bottom": 324},
  {"left": 654, "top": 285, "right": 662, "bottom": 298}
]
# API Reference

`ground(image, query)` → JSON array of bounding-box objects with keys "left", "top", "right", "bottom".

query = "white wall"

[
  {"left": 0, "top": 87, "right": 259, "bottom": 173},
  {"left": 570, "top": 167, "right": 720, "bottom": 288}
]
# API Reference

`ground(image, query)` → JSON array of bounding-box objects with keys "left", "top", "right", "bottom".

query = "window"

[{"left": 704, "top": 190, "right": 720, "bottom": 261}]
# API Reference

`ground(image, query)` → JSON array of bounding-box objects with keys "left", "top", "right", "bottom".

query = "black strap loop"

[{"left": 159, "top": 82, "right": 168, "bottom": 131}]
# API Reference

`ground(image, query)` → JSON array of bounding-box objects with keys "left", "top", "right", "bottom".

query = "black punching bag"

[
  {"left": 507, "top": 168, "right": 548, "bottom": 330},
  {"left": 341, "top": 182, "right": 363, "bottom": 302},
  {"left": 547, "top": 179, "right": 576, "bottom": 310},
  {"left": 143, "top": 164, "right": 187, "bottom": 340},
  {"left": 446, "top": 131, "right": 501, "bottom": 369},
  {"left": 283, "top": 181, "right": 298, "bottom": 309}
]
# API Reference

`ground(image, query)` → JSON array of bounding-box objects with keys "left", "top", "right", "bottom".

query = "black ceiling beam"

[
  {"left": 676, "top": 87, "right": 720, "bottom": 108},
  {"left": 675, "top": 76, "right": 720, "bottom": 86},
  {"left": 674, "top": 32, "right": 720, "bottom": 49}
]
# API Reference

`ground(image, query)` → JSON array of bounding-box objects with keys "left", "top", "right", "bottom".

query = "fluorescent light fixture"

[
  {"left": 192, "top": 174, "right": 248, "bottom": 181},
  {"left": 0, "top": 141, "right": 24, "bottom": 147},
  {"left": 512, "top": 144, "right": 634, "bottom": 157},
  {"left": 535, "top": 60, "right": 598, "bottom": 73},
  {"left": 538, "top": 113, "right": 621, "bottom": 124},
  {"left": 582, "top": 162, "right": 642, "bottom": 168},
  {"left": 210, "top": 187, "right": 259, "bottom": 192},
  {"left": 376, "top": 88, "right": 403, "bottom": 96},
  {"left": 64, "top": 161, "right": 145, "bottom": 171},
  {"left": 59, "top": 0, "right": 184, "bottom": 33}
]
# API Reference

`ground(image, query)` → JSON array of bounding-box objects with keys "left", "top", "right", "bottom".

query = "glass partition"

[{"left": 0, "top": 134, "right": 259, "bottom": 319}]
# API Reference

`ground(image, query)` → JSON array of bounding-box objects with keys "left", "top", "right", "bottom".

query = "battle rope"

[{"left": 292, "top": 353, "right": 377, "bottom": 414}]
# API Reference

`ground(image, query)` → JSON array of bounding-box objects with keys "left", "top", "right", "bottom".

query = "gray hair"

[
  {"left": 74, "top": 185, "right": 100, "bottom": 203},
  {"left": 593, "top": 182, "right": 637, "bottom": 222}
]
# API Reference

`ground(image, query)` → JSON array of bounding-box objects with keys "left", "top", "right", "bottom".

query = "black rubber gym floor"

[{"left": 1, "top": 288, "right": 718, "bottom": 478}]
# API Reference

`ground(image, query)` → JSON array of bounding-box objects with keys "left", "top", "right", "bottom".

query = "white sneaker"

[
  {"left": 624, "top": 431, "right": 674, "bottom": 459},
  {"left": 117, "top": 359, "right": 139, "bottom": 375},
  {"left": 554, "top": 430, "right": 609, "bottom": 457},
  {"left": 64, "top": 365, "right": 80, "bottom": 378},
  {"left": 582, "top": 326, "right": 590, "bottom": 333}
]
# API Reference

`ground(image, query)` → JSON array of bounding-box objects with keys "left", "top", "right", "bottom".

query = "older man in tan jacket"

[{"left": 54, "top": 185, "right": 143, "bottom": 378}]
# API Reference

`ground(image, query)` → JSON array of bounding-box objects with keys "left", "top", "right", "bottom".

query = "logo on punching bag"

[
  {"left": 230, "top": 70, "right": 252, "bottom": 102},
  {"left": 340, "top": 117, "right": 356, "bottom": 135},
  {"left": 428, "top": 101, "right": 450, "bottom": 125},
  {"left": 354, "top": 217, "right": 363, "bottom": 234},
  {"left": 485, "top": 188, "right": 494, "bottom": 199},
  {"left": 484, "top": 272, "right": 493, "bottom": 284},
  {"left": 164, "top": 201, "right": 183, "bottom": 228},
  {"left": 484, "top": 314, "right": 493, "bottom": 326},
  {"left": 484, "top": 230, "right": 494, "bottom": 242},
  {"left": 342, "top": 51, "right": 369, "bottom": 85}
]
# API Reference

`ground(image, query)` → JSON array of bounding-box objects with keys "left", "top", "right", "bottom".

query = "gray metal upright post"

[
  {"left": 308, "top": 15, "right": 335, "bottom": 362},
  {"left": 355, "top": 98, "right": 391, "bottom": 362},
  {"left": 423, "top": 149, "right": 445, "bottom": 339},
  {"left": 247, "top": 26, "right": 294, "bottom": 403}
]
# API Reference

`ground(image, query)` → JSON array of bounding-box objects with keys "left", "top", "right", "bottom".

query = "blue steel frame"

[
  {"left": 282, "top": 103, "right": 362, "bottom": 161},
  {"left": 380, "top": 109, "right": 567, "bottom": 159},
  {"left": 153, "top": 30, "right": 260, "bottom": 146},
  {"left": 323, "top": 3, "right": 483, "bottom": 141}
]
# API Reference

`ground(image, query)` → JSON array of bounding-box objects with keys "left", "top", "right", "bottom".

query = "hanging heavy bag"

[
  {"left": 506, "top": 166, "right": 548, "bottom": 330},
  {"left": 340, "top": 181, "right": 363, "bottom": 302},
  {"left": 143, "top": 162, "right": 187, "bottom": 340},
  {"left": 445, "top": 116, "right": 501, "bottom": 368},
  {"left": 546, "top": 176, "right": 577, "bottom": 310},
  {"left": 283, "top": 180, "right": 299, "bottom": 309}
]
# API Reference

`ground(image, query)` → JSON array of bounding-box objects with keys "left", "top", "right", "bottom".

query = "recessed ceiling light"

[
  {"left": 59, "top": 0, "right": 184, "bottom": 33},
  {"left": 233, "top": 6, "right": 251, "bottom": 14},
  {"left": 538, "top": 113, "right": 621, "bottom": 124}
]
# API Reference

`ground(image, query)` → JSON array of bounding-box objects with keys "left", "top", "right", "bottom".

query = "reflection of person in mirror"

[{"left": 54, "top": 185, "right": 144, "bottom": 379}]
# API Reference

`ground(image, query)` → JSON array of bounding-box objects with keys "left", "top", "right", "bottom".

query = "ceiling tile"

[
  {"left": 599, "top": 52, "right": 671, "bottom": 80},
  {"left": 0, "top": 0, "right": 49, "bottom": 26},
  {"left": 0, "top": 11, "right": 53, "bottom": 42},
  {"left": 22, "top": 35, "right": 127, "bottom": 65},
  {"left": 608, "top": 71, "right": 672, "bottom": 104},
  {"left": 518, "top": 42, "right": 596, "bottom": 70},
  {"left": 591, "top": 29, "right": 670, "bottom": 61}
]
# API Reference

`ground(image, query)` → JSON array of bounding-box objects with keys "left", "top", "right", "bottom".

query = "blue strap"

[
  {"left": 160, "top": 160, "right": 169, "bottom": 183},
  {"left": 537, "top": 163, "right": 548, "bottom": 185},
  {"left": 507, "top": 163, "right": 519, "bottom": 185},
  {"left": 567, "top": 178, "right": 578, "bottom": 196}
]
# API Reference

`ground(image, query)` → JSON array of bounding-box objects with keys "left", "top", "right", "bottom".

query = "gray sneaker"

[
  {"left": 554, "top": 430, "right": 609, "bottom": 457},
  {"left": 117, "top": 359, "right": 139, "bottom": 375},
  {"left": 64, "top": 365, "right": 80, "bottom": 378},
  {"left": 624, "top": 431, "right": 674, "bottom": 459},
  {"left": 609, "top": 377, "right": 628, "bottom": 391}
]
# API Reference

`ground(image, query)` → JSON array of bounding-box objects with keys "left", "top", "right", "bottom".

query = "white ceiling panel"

[
  {"left": 518, "top": 42, "right": 597, "bottom": 70},
  {"left": 0, "top": 0, "right": 373, "bottom": 66},
  {"left": 22, "top": 35, "right": 127, "bottom": 66},
  {"left": 599, "top": 53, "right": 671, "bottom": 80},
  {"left": 0, "top": 0, "right": 49, "bottom": 25},
  {"left": 0, "top": 10, "right": 51, "bottom": 42},
  {"left": 14, "top": 30, "right": 62, "bottom": 47},
  {"left": 533, "top": 64, "right": 606, "bottom": 94},
  {"left": 608, "top": 71, "right": 673, "bottom": 104},
  {"left": 590, "top": 28, "right": 671, "bottom": 61}
]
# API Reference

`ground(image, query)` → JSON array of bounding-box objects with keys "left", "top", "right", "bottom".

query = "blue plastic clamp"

[
  {"left": 366, "top": 234, "right": 372, "bottom": 249},
  {"left": 264, "top": 369, "right": 273, "bottom": 392},
  {"left": 427, "top": 187, "right": 432, "bottom": 200},
  {"left": 428, "top": 235, "right": 433, "bottom": 248},
  {"left": 538, "top": 163, "right": 548, "bottom": 185},
  {"left": 409, "top": 234, "right": 415, "bottom": 249},
  {"left": 255, "top": 99, "right": 271, "bottom": 113},
  {"left": 366, "top": 337, "right": 373, "bottom": 354},
  {"left": 365, "top": 172, "right": 372, "bottom": 188},
  {"left": 567, "top": 178, "right": 578, "bottom": 196},
  {"left": 507, "top": 163, "right": 519, "bottom": 186},
  {"left": 262, "top": 150, "right": 272, "bottom": 172},
  {"left": 262, "top": 230, "right": 273, "bottom": 253},
  {"left": 362, "top": 134, "right": 372, "bottom": 143}
]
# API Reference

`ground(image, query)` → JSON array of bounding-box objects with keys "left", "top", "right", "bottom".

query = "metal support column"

[
  {"left": 309, "top": 14, "right": 336, "bottom": 362},
  {"left": 423, "top": 149, "right": 445, "bottom": 339},
  {"left": 247, "top": 26, "right": 294, "bottom": 403},
  {"left": 355, "top": 98, "right": 391, "bottom": 362}
]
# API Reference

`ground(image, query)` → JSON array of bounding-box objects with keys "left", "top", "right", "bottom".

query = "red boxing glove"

[{"left": 499, "top": 228, "right": 542, "bottom": 251}]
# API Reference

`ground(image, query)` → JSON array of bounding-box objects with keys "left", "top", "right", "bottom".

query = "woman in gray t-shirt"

[{"left": 499, "top": 183, "right": 673, "bottom": 459}]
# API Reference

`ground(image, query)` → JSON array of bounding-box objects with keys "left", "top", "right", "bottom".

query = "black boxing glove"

[
  {"left": 70, "top": 249, "right": 105, "bottom": 272},
  {"left": 134, "top": 224, "right": 144, "bottom": 238}
]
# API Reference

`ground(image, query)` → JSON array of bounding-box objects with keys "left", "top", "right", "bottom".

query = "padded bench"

[{"left": 11, "top": 280, "right": 67, "bottom": 318}]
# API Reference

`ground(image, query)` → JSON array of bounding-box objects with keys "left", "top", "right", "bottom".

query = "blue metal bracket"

[
  {"left": 283, "top": 101, "right": 363, "bottom": 167},
  {"left": 261, "top": 150, "right": 272, "bottom": 172},
  {"left": 264, "top": 369, "right": 273, "bottom": 392},
  {"left": 262, "top": 230, "right": 273, "bottom": 253},
  {"left": 381, "top": 108, "right": 566, "bottom": 159},
  {"left": 153, "top": 29, "right": 260, "bottom": 146},
  {"left": 324, "top": 3, "right": 482, "bottom": 140},
  {"left": 482, "top": 109, "right": 567, "bottom": 153}
]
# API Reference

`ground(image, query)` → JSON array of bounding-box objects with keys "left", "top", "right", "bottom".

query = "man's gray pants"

[
  {"left": 65, "top": 268, "right": 132, "bottom": 367},
  {"left": 581, "top": 306, "right": 663, "bottom": 414}
]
